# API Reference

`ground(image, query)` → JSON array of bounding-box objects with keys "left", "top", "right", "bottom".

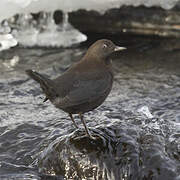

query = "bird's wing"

[
  {"left": 57, "top": 72, "right": 113, "bottom": 108},
  {"left": 26, "top": 69, "right": 58, "bottom": 101}
]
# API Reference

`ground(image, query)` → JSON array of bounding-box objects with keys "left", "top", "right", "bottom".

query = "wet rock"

[
  {"left": 69, "top": 6, "right": 180, "bottom": 38},
  {"left": 38, "top": 124, "right": 139, "bottom": 179},
  {"left": 38, "top": 124, "right": 179, "bottom": 180}
]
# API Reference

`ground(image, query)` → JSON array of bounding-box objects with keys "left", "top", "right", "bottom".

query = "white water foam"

[{"left": 137, "top": 106, "right": 154, "bottom": 119}]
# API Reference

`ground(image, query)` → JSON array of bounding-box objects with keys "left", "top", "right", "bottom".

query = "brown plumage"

[{"left": 26, "top": 39, "right": 126, "bottom": 138}]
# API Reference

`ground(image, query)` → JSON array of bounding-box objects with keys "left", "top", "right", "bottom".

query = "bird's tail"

[{"left": 26, "top": 69, "right": 57, "bottom": 102}]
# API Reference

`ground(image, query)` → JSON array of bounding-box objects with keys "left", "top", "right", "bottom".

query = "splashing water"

[{"left": 137, "top": 106, "right": 154, "bottom": 118}]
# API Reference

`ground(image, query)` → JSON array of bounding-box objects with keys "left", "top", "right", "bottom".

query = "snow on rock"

[
  {"left": 0, "top": 0, "right": 179, "bottom": 22},
  {"left": 0, "top": 0, "right": 179, "bottom": 50}
]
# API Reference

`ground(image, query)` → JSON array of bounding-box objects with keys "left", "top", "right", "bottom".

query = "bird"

[{"left": 26, "top": 39, "right": 126, "bottom": 139}]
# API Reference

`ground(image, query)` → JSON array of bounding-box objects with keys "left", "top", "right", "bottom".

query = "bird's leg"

[
  {"left": 69, "top": 113, "right": 78, "bottom": 128},
  {"left": 79, "top": 112, "right": 92, "bottom": 139}
]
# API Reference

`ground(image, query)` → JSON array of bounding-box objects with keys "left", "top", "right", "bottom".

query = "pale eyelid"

[{"left": 103, "top": 44, "right": 108, "bottom": 48}]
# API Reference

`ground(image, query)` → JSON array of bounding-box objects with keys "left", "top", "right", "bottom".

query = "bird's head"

[{"left": 85, "top": 39, "right": 126, "bottom": 61}]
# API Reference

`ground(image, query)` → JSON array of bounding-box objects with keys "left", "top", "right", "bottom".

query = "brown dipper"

[{"left": 26, "top": 39, "right": 126, "bottom": 138}]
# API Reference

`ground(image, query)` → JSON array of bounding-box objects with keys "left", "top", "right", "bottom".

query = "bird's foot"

[{"left": 86, "top": 133, "right": 96, "bottom": 140}]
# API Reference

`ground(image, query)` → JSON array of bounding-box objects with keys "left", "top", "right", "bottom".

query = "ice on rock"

[
  {"left": 23, "top": 0, "right": 180, "bottom": 13},
  {"left": 0, "top": 0, "right": 179, "bottom": 22},
  {"left": 11, "top": 12, "right": 87, "bottom": 47},
  {"left": 0, "top": 34, "right": 18, "bottom": 51},
  {"left": 0, "top": 0, "right": 179, "bottom": 50},
  {"left": 0, "top": 0, "right": 88, "bottom": 49}
]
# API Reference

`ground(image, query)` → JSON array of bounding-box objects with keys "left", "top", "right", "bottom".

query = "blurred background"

[
  {"left": 0, "top": 1, "right": 180, "bottom": 180},
  {"left": 1, "top": 0, "right": 180, "bottom": 50}
]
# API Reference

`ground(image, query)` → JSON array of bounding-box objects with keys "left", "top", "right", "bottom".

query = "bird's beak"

[{"left": 114, "top": 46, "right": 126, "bottom": 52}]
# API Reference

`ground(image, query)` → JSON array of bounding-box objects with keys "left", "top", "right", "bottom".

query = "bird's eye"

[{"left": 103, "top": 44, "right": 108, "bottom": 49}]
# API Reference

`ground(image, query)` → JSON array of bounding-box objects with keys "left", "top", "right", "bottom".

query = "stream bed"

[{"left": 0, "top": 35, "right": 179, "bottom": 180}]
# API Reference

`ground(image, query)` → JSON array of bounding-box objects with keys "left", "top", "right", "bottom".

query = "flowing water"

[{"left": 0, "top": 35, "right": 179, "bottom": 180}]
